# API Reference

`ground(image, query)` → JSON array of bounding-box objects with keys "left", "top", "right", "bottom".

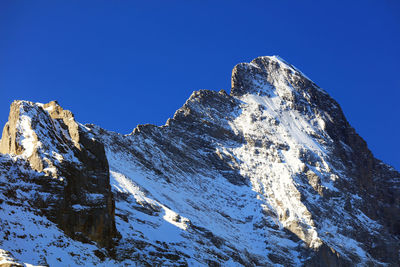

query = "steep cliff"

[{"left": 0, "top": 100, "right": 117, "bottom": 249}]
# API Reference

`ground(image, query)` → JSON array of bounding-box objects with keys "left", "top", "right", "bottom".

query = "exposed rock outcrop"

[{"left": 0, "top": 100, "right": 117, "bottom": 248}]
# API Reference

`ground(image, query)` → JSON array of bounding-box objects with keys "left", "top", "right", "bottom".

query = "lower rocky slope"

[{"left": 0, "top": 56, "right": 399, "bottom": 266}]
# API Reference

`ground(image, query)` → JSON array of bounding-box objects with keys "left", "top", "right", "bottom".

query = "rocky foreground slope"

[{"left": 0, "top": 56, "right": 399, "bottom": 266}]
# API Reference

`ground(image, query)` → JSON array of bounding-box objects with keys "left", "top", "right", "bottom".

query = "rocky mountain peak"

[
  {"left": 231, "top": 56, "right": 313, "bottom": 96},
  {"left": 0, "top": 100, "right": 118, "bottom": 248},
  {"left": 0, "top": 56, "right": 399, "bottom": 266},
  {"left": 230, "top": 56, "right": 340, "bottom": 125},
  {"left": 0, "top": 100, "right": 93, "bottom": 175}
]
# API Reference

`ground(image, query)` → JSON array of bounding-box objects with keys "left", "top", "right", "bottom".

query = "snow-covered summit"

[
  {"left": 231, "top": 55, "right": 320, "bottom": 97},
  {"left": 0, "top": 56, "right": 399, "bottom": 266}
]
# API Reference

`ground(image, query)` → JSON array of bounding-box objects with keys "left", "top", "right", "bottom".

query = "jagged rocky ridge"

[{"left": 0, "top": 56, "right": 399, "bottom": 266}]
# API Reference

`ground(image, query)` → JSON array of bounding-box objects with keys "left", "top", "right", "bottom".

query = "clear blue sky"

[{"left": 1, "top": 1, "right": 399, "bottom": 169}]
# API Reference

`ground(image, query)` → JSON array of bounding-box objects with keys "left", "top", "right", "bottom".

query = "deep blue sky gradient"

[{"left": 1, "top": 1, "right": 399, "bottom": 169}]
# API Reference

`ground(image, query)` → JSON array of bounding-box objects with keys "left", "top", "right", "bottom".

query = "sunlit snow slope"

[{"left": 0, "top": 56, "right": 399, "bottom": 266}]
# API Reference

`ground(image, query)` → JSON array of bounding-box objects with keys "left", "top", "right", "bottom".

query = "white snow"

[{"left": 17, "top": 114, "right": 38, "bottom": 158}]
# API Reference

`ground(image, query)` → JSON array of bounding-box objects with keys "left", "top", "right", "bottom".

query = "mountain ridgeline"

[{"left": 0, "top": 56, "right": 398, "bottom": 266}]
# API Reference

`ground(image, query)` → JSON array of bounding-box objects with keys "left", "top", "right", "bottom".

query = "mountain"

[{"left": 0, "top": 56, "right": 398, "bottom": 266}]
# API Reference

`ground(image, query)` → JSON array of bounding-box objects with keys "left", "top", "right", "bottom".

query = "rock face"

[
  {"left": 0, "top": 56, "right": 399, "bottom": 266},
  {"left": 0, "top": 100, "right": 117, "bottom": 248}
]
